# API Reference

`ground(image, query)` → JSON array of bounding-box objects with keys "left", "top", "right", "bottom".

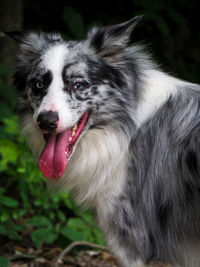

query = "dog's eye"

[
  {"left": 35, "top": 81, "right": 44, "bottom": 89},
  {"left": 73, "top": 82, "right": 84, "bottom": 90},
  {"left": 32, "top": 81, "right": 45, "bottom": 95}
]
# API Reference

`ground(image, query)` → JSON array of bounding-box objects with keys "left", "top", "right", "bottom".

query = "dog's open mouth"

[{"left": 39, "top": 112, "right": 89, "bottom": 180}]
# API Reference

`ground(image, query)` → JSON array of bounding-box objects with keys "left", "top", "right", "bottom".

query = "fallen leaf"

[{"left": 34, "top": 257, "right": 47, "bottom": 263}]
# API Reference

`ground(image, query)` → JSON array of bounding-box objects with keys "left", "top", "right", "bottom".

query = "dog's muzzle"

[{"left": 37, "top": 110, "right": 59, "bottom": 131}]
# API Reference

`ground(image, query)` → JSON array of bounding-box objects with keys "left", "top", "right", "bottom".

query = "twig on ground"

[{"left": 55, "top": 241, "right": 107, "bottom": 267}]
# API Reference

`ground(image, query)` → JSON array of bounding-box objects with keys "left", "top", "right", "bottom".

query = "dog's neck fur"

[{"left": 48, "top": 126, "right": 129, "bottom": 209}]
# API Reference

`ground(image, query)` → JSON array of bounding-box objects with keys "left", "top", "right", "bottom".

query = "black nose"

[{"left": 37, "top": 110, "right": 59, "bottom": 131}]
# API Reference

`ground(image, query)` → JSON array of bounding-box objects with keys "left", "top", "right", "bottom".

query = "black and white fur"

[{"left": 8, "top": 17, "right": 200, "bottom": 266}]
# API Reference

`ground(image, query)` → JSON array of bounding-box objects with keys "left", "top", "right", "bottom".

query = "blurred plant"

[
  {"left": 0, "top": 256, "right": 9, "bottom": 267},
  {"left": 133, "top": 0, "right": 187, "bottom": 36},
  {"left": 63, "top": 6, "right": 86, "bottom": 40}
]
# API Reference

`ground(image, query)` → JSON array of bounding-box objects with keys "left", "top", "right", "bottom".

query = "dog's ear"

[
  {"left": 3, "top": 31, "right": 26, "bottom": 43},
  {"left": 88, "top": 16, "right": 143, "bottom": 58}
]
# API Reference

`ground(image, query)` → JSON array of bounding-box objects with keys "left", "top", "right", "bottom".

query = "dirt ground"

[
  {"left": 1, "top": 241, "right": 173, "bottom": 267},
  {"left": 2, "top": 242, "right": 120, "bottom": 267}
]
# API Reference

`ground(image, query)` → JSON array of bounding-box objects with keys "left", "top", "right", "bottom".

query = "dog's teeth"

[
  {"left": 73, "top": 124, "right": 78, "bottom": 131},
  {"left": 69, "top": 137, "right": 72, "bottom": 142},
  {"left": 71, "top": 130, "right": 76, "bottom": 137},
  {"left": 65, "top": 151, "right": 67, "bottom": 155}
]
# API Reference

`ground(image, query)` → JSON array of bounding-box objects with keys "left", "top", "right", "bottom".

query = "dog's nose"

[{"left": 37, "top": 110, "right": 59, "bottom": 131}]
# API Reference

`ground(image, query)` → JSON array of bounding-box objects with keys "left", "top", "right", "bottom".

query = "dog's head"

[{"left": 6, "top": 16, "right": 142, "bottom": 179}]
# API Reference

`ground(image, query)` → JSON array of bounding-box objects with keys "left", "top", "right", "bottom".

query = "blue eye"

[
  {"left": 35, "top": 81, "right": 44, "bottom": 89},
  {"left": 73, "top": 82, "right": 84, "bottom": 90}
]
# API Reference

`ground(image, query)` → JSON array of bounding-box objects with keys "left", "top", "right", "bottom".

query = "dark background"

[
  {"left": 1, "top": 0, "right": 200, "bottom": 82},
  {"left": 0, "top": 0, "right": 200, "bottom": 265},
  {"left": 26, "top": 0, "right": 200, "bottom": 83}
]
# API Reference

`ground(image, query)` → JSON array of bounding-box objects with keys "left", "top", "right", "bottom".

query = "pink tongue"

[{"left": 39, "top": 131, "right": 70, "bottom": 179}]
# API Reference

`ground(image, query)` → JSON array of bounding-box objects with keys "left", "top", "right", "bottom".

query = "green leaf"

[
  {"left": 45, "top": 232, "right": 57, "bottom": 244},
  {"left": 63, "top": 6, "right": 85, "bottom": 39},
  {"left": 3, "top": 116, "right": 19, "bottom": 135},
  {"left": 0, "top": 256, "right": 9, "bottom": 267},
  {"left": 0, "top": 139, "right": 20, "bottom": 171},
  {"left": 80, "top": 212, "right": 96, "bottom": 226},
  {"left": 12, "top": 210, "right": 19, "bottom": 220},
  {"left": 32, "top": 228, "right": 49, "bottom": 248},
  {"left": 61, "top": 226, "right": 84, "bottom": 242},
  {"left": 0, "top": 187, "right": 5, "bottom": 194},
  {"left": 7, "top": 228, "right": 22, "bottom": 240},
  {"left": 144, "top": 12, "right": 170, "bottom": 37},
  {"left": 1, "top": 196, "right": 18, "bottom": 208},
  {"left": 67, "top": 217, "right": 86, "bottom": 229},
  {"left": 156, "top": 18, "right": 170, "bottom": 37},
  {"left": 93, "top": 228, "right": 105, "bottom": 246},
  {"left": 0, "top": 83, "right": 18, "bottom": 110},
  {"left": 66, "top": 215, "right": 104, "bottom": 244},
  {"left": 0, "top": 102, "right": 12, "bottom": 121},
  {"left": 167, "top": 7, "right": 186, "bottom": 25},
  {"left": 0, "top": 211, "right": 9, "bottom": 222},
  {"left": 0, "top": 63, "right": 11, "bottom": 75},
  {"left": 57, "top": 210, "right": 66, "bottom": 222},
  {"left": 31, "top": 228, "right": 56, "bottom": 248},
  {"left": 0, "top": 224, "right": 7, "bottom": 235},
  {"left": 28, "top": 216, "right": 52, "bottom": 228},
  {"left": 17, "top": 167, "right": 26, "bottom": 173},
  {"left": 68, "top": 218, "right": 93, "bottom": 241},
  {"left": 12, "top": 224, "right": 25, "bottom": 232}
]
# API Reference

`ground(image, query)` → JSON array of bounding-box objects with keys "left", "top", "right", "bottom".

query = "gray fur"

[{"left": 113, "top": 92, "right": 200, "bottom": 265}]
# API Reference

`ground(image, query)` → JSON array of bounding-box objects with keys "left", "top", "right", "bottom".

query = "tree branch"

[{"left": 55, "top": 241, "right": 107, "bottom": 267}]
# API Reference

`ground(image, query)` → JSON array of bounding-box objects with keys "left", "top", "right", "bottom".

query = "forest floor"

[{"left": 2, "top": 241, "right": 120, "bottom": 267}]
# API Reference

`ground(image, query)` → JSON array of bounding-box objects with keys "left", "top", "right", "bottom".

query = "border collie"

[{"left": 5, "top": 17, "right": 200, "bottom": 267}]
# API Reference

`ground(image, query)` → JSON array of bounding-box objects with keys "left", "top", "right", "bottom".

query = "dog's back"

[{"left": 111, "top": 84, "right": 200, "bottom": 267}]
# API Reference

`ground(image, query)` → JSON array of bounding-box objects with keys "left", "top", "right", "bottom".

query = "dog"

[{"left": 5, "top": 16, "right": 200, "bottom": 267}]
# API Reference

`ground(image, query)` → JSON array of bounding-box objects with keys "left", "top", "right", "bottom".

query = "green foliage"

[
  {"left": 60, "top": 212, "right": 104, "bottom": 246},
  {"left": 27, "top": 216, "right": 57, "bottom": 248},
  {"left": 0, "top": 256, "right": 9, "bottom": 267},
  {"left": 0, "top": 65, "right": 104, "bottom": 250}
]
